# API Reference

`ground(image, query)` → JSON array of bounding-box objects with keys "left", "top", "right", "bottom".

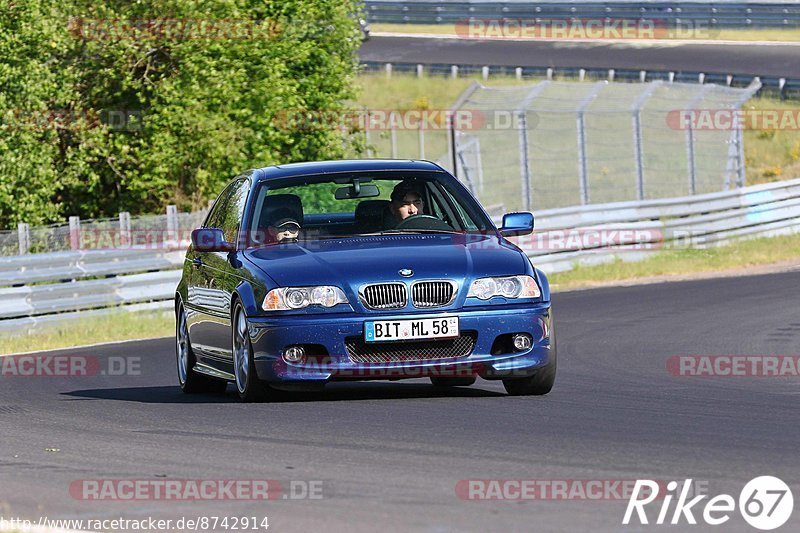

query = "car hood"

[{"left": 242, "top": 233, "right": 528, "bottom": 290}]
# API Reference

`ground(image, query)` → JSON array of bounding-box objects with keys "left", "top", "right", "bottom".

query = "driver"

[{"left": 383, "top": 180, "right": 425, "bottom": 229}]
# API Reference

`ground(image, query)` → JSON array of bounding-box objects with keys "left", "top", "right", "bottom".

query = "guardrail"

[
  {"left": 361, "top": 61, "right": 800, "bottom": 98},
  {"left": 1, "top": 178, "right": 798, "bottom": 334},
  {"left": 365, "top": 1, "right": 800, "bottom": 28},
  {"left": 0, "top": 248, "right": 184, "bottom": 334},
  {"left": 516, "top": 177, "right": 800, "bottom": 272}
]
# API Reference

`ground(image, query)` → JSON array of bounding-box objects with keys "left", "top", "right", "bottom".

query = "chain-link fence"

[{"left": 449, "top": 80, "right": 761, "bottom": 212}]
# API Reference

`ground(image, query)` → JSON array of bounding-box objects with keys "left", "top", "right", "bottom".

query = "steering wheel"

[{"left": 395, "top": 214, "right": 455, "bottom": 232}]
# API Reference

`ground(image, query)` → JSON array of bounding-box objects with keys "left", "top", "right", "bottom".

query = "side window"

[
  {"left": 204, "top": 185, "right": 235, "bottom": 229},
  {"left": 219, "top": 179, "right": 250, "bottom": 244}
]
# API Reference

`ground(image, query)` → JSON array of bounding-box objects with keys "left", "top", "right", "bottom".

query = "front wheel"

[
  {"left": 176, "top": 300, "right": 227, "bottom": 394},
  {"left": 502, "top": 315, "right": 557, "bottom": 396},
  {"left": 232, "top": 302, "right": 270, "bottom": 402}
]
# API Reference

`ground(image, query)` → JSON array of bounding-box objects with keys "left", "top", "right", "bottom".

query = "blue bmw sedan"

[{"left": 175, "top": 160, "right": 555, "bottom": 401}]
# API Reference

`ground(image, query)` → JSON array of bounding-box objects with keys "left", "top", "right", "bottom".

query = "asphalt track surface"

[
  {"left": 1, "top": 270, "right": 799, "bottom": 532},
  {"left": 359, "top": 36, "right": 800, "bottom": 78}
]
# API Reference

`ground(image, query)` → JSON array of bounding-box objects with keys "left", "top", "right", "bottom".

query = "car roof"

[{"left": 252, "top": 159, "right": 445, "bottom": 182}]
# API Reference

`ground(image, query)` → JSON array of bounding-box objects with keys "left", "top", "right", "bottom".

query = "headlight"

[
  {"left": 467, "top": 275, "right": 541, "bottom": 300},
  {"left": 263, "top": 286, "right": 348, "bottom": 311}
]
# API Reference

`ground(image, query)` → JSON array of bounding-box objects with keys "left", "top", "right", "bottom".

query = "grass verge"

[
  {"left": 548, "top": 232, "right": 800, "bottom": 291},
  {"left": 0, "top": 309, "right": 173, "bottom": 355}
]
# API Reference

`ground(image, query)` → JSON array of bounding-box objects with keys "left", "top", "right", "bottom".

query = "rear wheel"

[
  {"left": 176, "top": 300, "right": 227, "bottom": 394},
  {"left": 502, "top": 316, "right": 557, "bottom": 396},
  {"left": 232, "top": 302, "right": 269, "bottom": 402},
  {"left": 430, "top": 376, "right": 476, "bottom": 387}
]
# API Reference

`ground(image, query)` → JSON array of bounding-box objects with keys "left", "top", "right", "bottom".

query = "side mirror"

[
  {"left": 191, "top": 228, "right": 235, "bottom": 252},
  {"left": 500, "top": 212, "right": 534, "bottom": 237}
]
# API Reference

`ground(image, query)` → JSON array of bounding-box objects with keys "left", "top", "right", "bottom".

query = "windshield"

[{"left": 245, "top": 170, "right": 492, "bottom": 247}]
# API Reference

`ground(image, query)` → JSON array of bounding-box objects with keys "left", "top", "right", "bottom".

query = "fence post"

[
  {"left": 684, "top": 85, "right": 714, "bottom": 195},
  {"left": 735, "top": 125, "right": 746, "bottom": 188},
  {"left": 166, "top": 205, "right": 178, "bottom": 246},
  {"left": 364, "top": 110, "right": 373, "bottom": 158},
  {"left": 576, "top": 82, "right": 606, "bottom": 205},
  {"left": 448, "top": 81, "right": 482, "bottom": 179},
  {"left": 514, "top": 81, "right": 551, "bottom": 212},
  {"left": 451, "top": 65, "right": 458, "bottom": 79},
  {"left": 631, "top": 81, "right": 662, "bottom": 201},
  {"left": 517, "top": 110, "right": 532, "bottom": 211},
  {"left": 416, "top": 64, "right": 423, "bottom": 78},
  {"left": 17, "top": 223, "right": 30, "bottom": 255},
  {"left": 385, "top": 63, "right": 392, "bottom": 78},
  {"left": 69, "top": 216, "right": 82, "bottom": 250},
  {"left": 390, "top": 111, "right": 398, "bottom": 159},
  {"left": 418, "top": 119, "right": 425, "bottom": 160},
  {"left": 481, "top": 66, "right": 489, "bottom": 80},
  {"left": 119, "top": 211, "right": 131, "bottom": 248}
]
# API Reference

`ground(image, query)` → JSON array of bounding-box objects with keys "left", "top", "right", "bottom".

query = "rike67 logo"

[{"left": 624, "top": 477, "right": 793, "bottom": 530}]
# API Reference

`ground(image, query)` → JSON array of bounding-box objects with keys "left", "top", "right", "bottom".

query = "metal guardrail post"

[
  {"left": 69, "top": 216, "right": 81, "bottom": 250},
  {"left": 17, "top": 223, "right": 30, "bottom": 255},
  {"left": 576, "top": 82, "right": 606, "bottom": 205},
  {"left": 631, "top": 81, "right": 663, "bottom": 201}
]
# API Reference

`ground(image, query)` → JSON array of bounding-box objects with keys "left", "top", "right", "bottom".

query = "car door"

[
  {"left": 186, "top": 181, "right": 237, "bottom": 361},
  {"left": 205, "top": 176, "right": 251, "bottom": 365}
]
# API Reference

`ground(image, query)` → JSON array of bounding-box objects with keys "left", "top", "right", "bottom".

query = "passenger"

[{"left": 383, "top": 180, "right": 425, "bottom": 229}]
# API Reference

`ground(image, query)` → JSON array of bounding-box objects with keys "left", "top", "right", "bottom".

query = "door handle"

[{"left": 192, "top": 257, "right": 203, "bottom": 269}]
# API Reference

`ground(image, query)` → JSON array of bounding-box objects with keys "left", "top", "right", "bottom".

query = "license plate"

[{"left": 364, "top": 317, "right": 459, "bottom": 343}]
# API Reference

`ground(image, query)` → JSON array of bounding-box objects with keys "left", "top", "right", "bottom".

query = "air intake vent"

[
  {"left": 412, "top": 281, "right": 456, "bottom": 308},
  {"left": 345, "top": 332, "right": 477, "bottom": 363},
  {"left": 360, "top": 283, "right": 408, "bottom": 310}
]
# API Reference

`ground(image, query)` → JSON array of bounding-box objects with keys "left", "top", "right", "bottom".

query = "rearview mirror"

[
  {"left": 191, "top": 228, "right": 235, "bottom": 252},
  {"left": 335, "top": 183, "right": 380, "bottom": 199},
  {"left": 500, "top": 212, "right": 534, "bottom": 237}
]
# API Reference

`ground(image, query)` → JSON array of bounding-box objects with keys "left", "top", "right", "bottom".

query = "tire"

[
  {"left": 176, "top": 300, "right": 227, "bottom": 394},
  {"left": 232, "top": 301, "right": 270, "bottom": 402},
  {"left": 430, "top": 376, "right": 476, "bottom": 387},
  {"left": 502, "top": 315, "right": 557, "bottom": 396}
]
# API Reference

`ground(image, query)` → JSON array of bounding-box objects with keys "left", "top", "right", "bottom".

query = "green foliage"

[{"left": 0, "top": 0, "right": 363, "bottom": 227}]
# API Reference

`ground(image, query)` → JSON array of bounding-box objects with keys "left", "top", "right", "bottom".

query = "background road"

[
  {"left": 360, "top": 35, "right": 800, "bottom": 78},
  {"left": 1, "top": 271, "right": 799, "bottom": 532}
]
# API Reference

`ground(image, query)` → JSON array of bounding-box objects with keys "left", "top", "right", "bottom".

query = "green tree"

[{"left": 0, "top": 0, "right": 363, "bottom": 227}]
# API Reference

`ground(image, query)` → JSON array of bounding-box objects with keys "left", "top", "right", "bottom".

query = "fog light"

[
  {"left": 512, "top": 334, "right": 532, "bottom": 351},
  {"left": 283, "top": 346, "right": 306, "bottom": 364}
]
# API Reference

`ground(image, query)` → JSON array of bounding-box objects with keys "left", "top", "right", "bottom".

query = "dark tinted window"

[
  {"left": 204, "top": 184, "right": 235, "bottom": 230},
  {"left": 218, "top": 178, "right": 250, "bottom": 243}
]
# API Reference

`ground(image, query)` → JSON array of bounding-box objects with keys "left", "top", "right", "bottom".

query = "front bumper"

[{"left": 248, "top": 303, "right": 553, "bottom": 383}]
